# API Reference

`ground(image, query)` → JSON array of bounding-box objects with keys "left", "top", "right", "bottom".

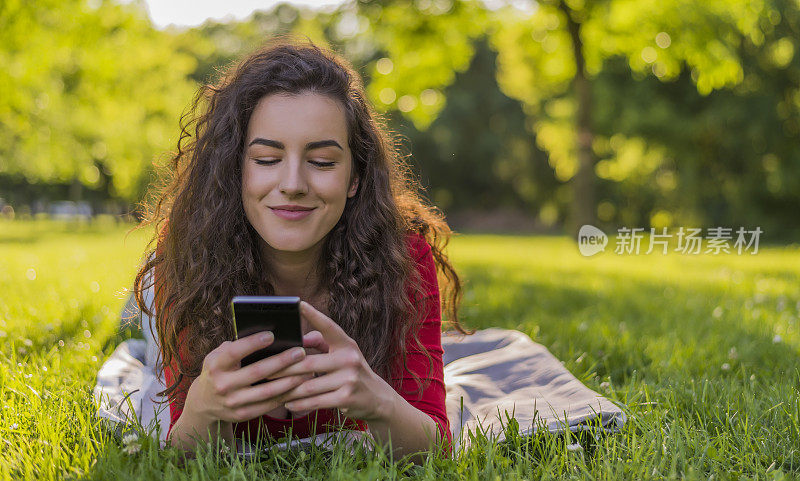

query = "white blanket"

[{"left": 95, "top": 292, "right": 626, "bottom": 454}]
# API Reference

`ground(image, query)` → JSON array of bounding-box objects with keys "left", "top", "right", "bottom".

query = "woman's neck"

[{"left": 260, "top": 237, "right": 325, "bottom": 301}]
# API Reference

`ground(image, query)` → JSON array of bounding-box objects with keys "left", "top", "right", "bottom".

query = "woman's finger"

[
  {"left": 284, "top": 387, "right": 347, "bottom": 413},
  {"left": 303, "top": 330, "right": 329, "bottom": 354},
  {"left": 269, "top": 351, "right": 342, "bottom": 378},
  {"left": 225, "top": 374, "right": 312, "bottom": 408},
  {"left": 280, "top": 371, "right": 344, "bottom": 403},
  {"left": 228, "top": 397, "right": 284, "bottom": 422},
  {"left": 299, "top": 301, "right": 350, "bottom": 346},
  {"left": 223, "top": 346, "right": 306, "bottom": 391},
  {"left": 210, "top": 331, "right": 274, "bottom": 371}
]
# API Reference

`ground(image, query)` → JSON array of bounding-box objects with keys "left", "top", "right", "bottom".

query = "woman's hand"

[
  {"left": 273, "top": 301, "right": 398, "bottom": 422},
  {"left": 183, "top": 331, "right": 311, "bottom": 425}
]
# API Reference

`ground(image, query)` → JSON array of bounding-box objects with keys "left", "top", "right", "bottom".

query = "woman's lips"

[{"left": 270, "top": 207, "right": 315, "bottom": 220}]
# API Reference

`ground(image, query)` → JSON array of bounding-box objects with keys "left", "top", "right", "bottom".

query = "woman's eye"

[{"left": 253, "top": 158, "right": 335, "bottom": 168}]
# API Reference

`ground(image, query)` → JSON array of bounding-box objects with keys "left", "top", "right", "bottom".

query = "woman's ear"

[{"left": 347, "top": 175, "right": 359, "bottom": 198}]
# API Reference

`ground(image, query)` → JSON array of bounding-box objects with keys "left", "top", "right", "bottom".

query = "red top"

[{"left": 162, "top": 232, "right": 451, "bottom": 446}]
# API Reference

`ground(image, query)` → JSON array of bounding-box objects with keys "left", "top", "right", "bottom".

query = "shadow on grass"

[{"left": 457, "top": 263, "right": 799, "bottom": 384}]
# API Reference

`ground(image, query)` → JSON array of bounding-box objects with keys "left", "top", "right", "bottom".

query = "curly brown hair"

[{"left": 133, "top": 36, "right": 468, "bottom": 406}]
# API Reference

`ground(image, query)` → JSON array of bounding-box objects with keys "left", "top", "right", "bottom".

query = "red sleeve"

[
  {"left": 164, "top": 327, "right": 193, "bottom": 442},
  {"left": 391, "top": 233, "right": 451, "bottom": 448},
  {"left": 152, "top": 235, "right": 190, "bottom": 442},
  {"left": 155, "top": 254, "right": 190, "bottom": 442}
]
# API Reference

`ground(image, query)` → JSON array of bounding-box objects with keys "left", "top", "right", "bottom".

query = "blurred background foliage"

[{"left": 1, "top": 0, "right": 799, "bottom": 238}]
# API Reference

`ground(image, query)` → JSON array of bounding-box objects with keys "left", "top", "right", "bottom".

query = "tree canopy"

[{"left": 1, "top": 0, "right": 798, "bottom": 237}]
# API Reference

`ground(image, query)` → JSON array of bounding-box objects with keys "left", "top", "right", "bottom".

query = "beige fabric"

[{"left": 442, "top": 328, "right": 626, "bottom": 449}]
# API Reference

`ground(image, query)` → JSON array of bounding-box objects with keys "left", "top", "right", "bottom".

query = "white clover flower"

[
  {"left": 122, "top": 433, "right": 141, "bottom": 455},
  {"left": 566, "top": 443, "right": 583, "bottom": 453},
  {"left": 773, "top": 334, "right": 782, "bottom": 344},
  {"left": 122, "top": 442, "right": 141, "bottom": 455},
  {"left": 721, "top": 363, "right": 731, "bottom": 371}
]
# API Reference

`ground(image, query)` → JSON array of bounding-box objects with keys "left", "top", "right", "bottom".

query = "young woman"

[{"left": 133, "top": 38, "right": 466, "bottom": 458}]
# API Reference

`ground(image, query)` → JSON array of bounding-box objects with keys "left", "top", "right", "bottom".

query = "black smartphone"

[{"left": 231, "top": 296, "right": 303, "bottom": 371}]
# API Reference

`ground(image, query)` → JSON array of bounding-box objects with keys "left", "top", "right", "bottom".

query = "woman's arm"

[
  {"left": 276, "top": 302, "right": 448, "bottom": 460},
  {"left": 163, "top": 331, "right": 310, "bottom": 454},
  {"left": 167, "top": 409, "right": 234, "bottom": 455},
  {"left": 163, "top": 334, "right": 235, "bottom": 454},
  {"left": 369, "top": 236, "right": 451, "bottom": 456},
  {"left": 363, "top": 384, "right": 442, "bottom": 459}
]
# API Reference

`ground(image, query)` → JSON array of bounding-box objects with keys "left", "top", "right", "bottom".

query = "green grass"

[{"left": 1, "top": 219, "right": 799, "bottom": 480}]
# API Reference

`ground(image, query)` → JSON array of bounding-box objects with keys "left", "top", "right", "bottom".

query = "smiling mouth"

[
  {"left": 269, "top": 207, "right": 316, "bottom": 220},
  {"left": 269, "top": 207, "right": 316, "bottom": 212}
]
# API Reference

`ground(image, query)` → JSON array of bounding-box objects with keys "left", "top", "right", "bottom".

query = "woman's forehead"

[{"left": 246, "top": 92, "right": 348, "bottom": 147}]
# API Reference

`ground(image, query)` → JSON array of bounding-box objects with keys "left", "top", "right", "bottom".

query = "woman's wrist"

[
  {"left": 183, "top": 383, "right": 217, "bottom": 427},
  {"left": 362, "top": 374, "right": 400, "bottom": 423},
  {"left": 364, "top": 388, "right": 440, "bottom": 459},
  {"left": 177, "top": 382, "right": 232, "bottom": 442}
]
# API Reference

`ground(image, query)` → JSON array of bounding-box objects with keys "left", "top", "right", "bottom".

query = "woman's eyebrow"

[{"left": 247, "top": 137, "right": 343, "bottom": 151}]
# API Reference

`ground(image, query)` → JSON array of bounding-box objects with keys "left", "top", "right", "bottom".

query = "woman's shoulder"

[{"left": 403, "top": 230, "right": 432, "bottom": 262}]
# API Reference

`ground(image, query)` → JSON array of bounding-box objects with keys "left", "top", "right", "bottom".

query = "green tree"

[
  {"left": 396, "top": 38, "right": 558, "bottom": 219},
  {"left": 591, "top": 0, "right": 800, "bottom": 237},
  {"left": 354, "top": 0, "right": 489, "bottom": 130},
  {"left": 173, "top": 3, "right": 334, "bottom": 85},
  {"left": 491, "top": 0, "right": 770, "bottom": 234},
  {"left": 350, "top": 0, "right": 773, "bottom": 234},
  {"left": 0, "top": 0, "right": 197, "bottom": 202}
]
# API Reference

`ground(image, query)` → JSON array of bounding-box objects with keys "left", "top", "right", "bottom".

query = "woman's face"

[{"left": 242, "top": 91, "right": 359, "bottom": 255}]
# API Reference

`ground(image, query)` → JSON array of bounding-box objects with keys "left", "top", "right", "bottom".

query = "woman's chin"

[{"left": 262, "top": 234, "right": 320, "bottom": 254}]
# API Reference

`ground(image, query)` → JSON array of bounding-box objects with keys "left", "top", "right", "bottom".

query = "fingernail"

[
  {"left": 284, "top": 402, "right": 296, "bottom": 410},
  {"left": 261, "top": 332, "right": 273, "bottom": 343},
  {"left": 291, "top": 347, "right": 305, "bottom": 360}
]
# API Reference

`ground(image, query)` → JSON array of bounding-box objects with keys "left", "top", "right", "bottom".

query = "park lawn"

[{"left": 0, "top": 219, "right": 799, "bottom": 480}]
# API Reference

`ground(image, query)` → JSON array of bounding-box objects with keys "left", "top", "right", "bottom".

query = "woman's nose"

[{"left": 278, "top": 157, "right": 309, "bottom": 196}]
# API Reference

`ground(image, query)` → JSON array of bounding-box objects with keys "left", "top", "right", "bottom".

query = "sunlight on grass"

[{"left": 1, "top": 221, "right": 799, "bottom": 479}]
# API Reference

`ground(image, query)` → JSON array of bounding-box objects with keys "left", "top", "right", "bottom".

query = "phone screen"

[{"left": 231, "top": 296, "right": 303, "bottom": 370}]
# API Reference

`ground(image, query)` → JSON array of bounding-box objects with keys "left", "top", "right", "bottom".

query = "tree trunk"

[
  {"left": 559, "top": 0, "right": 596, "bottom": 237},
  {"left": 70, "top": 177, "right": 83, "bottom": 202}
]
